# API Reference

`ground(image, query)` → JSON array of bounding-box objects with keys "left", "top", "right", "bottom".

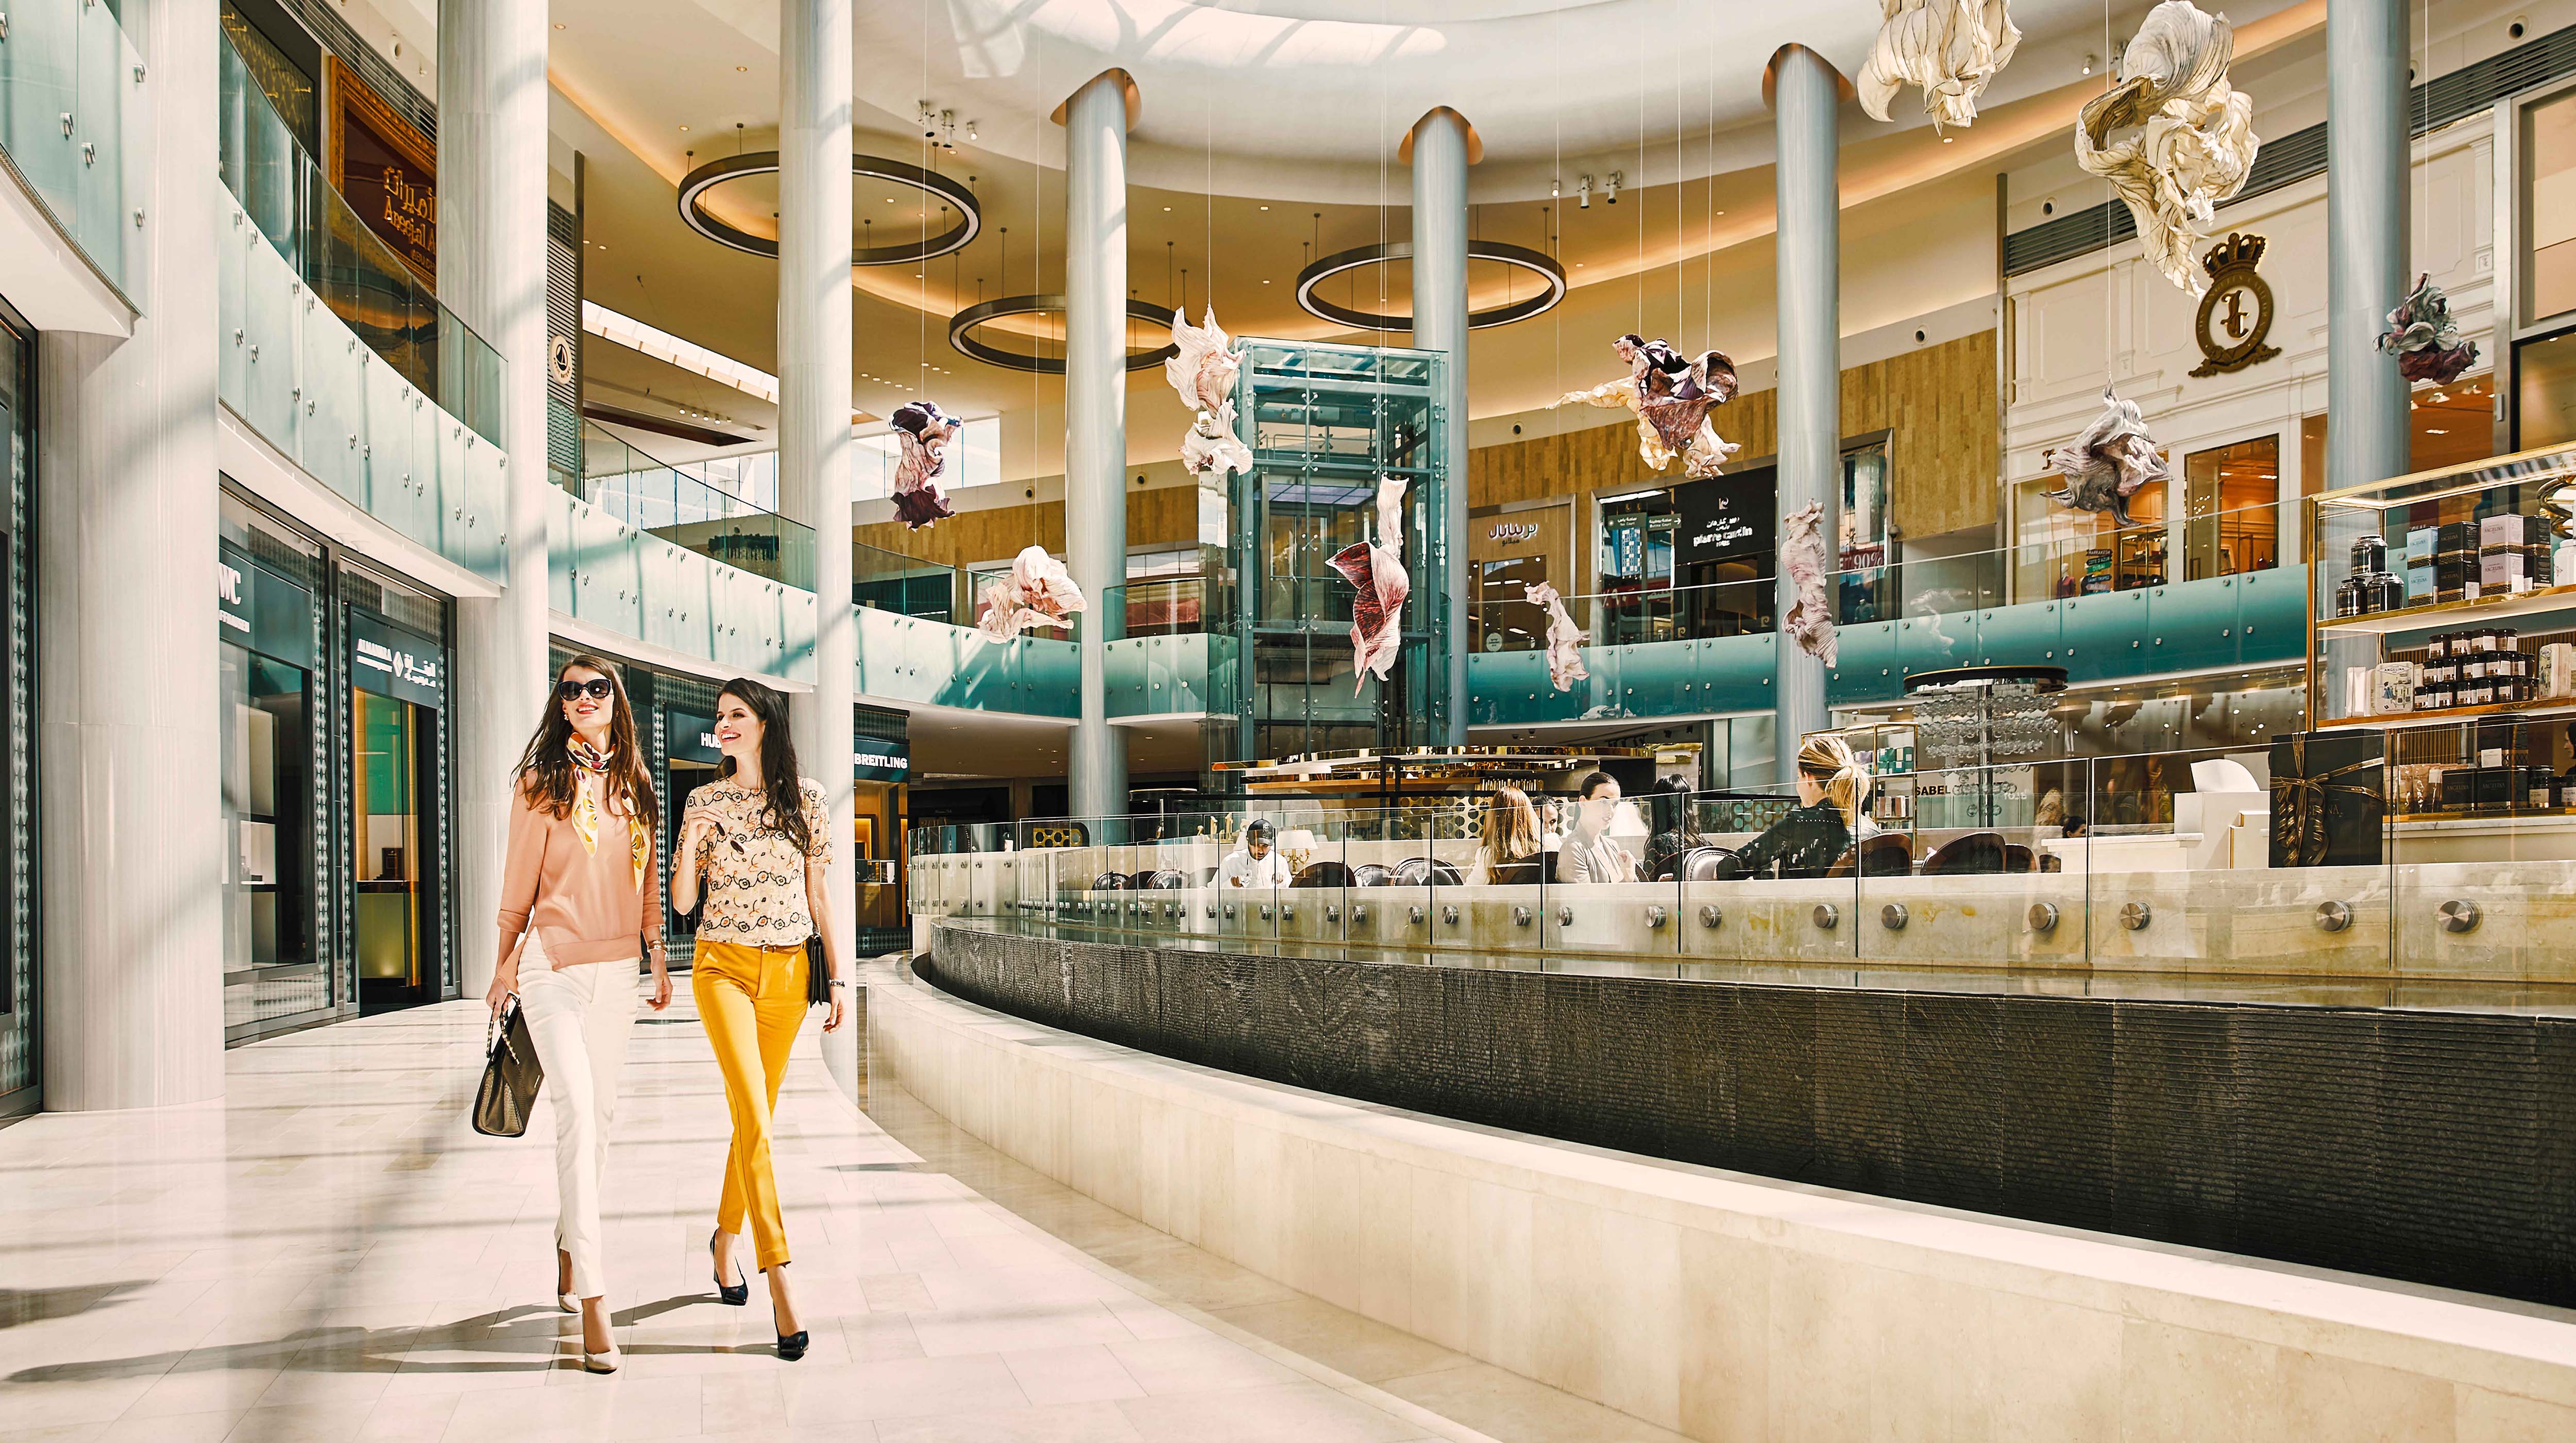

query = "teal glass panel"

[
  {"left": 241, "top": 233, "right": 299, "bottom": 450},
  {"left": 2146, "top": 574, "right": 2244, "bottom": 673},
  {"left": 3, "top": 0, "right": 82, "bottom": 236}
]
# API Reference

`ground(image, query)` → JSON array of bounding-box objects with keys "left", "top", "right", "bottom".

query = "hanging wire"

[{"left": 2104, "top": 0, "right": 2116, "bottom": 395}]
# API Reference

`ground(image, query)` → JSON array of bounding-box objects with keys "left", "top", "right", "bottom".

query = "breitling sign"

[{"left": 2190, "top": 232, "right": 2281, "bottom": 378}]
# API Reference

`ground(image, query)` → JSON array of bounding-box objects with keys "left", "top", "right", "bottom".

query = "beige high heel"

[{"left": 556, "top": 1249, "right": 577, "bottom": 1314}]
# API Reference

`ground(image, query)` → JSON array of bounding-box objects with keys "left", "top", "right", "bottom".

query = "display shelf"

[
  {"left": 2313, "top": 582, "right": 2576, "bottom": 636},
  {"left": 2319, "top": 696, "right": 2576, "bottom": 729}
]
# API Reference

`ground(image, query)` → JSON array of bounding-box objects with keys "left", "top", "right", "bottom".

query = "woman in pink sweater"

[{"left": 486, "top": 655, "right": 671, "bottom": 1372}]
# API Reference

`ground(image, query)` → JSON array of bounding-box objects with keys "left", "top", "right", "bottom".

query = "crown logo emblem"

[{"left": 2202, "top": 231, "right": 2267, "bottom": 277}]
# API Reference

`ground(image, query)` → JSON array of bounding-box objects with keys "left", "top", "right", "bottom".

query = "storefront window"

[
  {"left": 2180, "top": 435, "right": 2279, "bottom": 580},
  {"left": 1839, "top": 440, "right": 1891, "bottom": 622},
  {"left": 218, "top": 493, "right": 328, "bottom": 1041},
  {"left": 2524, "top": 89, "right": 2576, "bottom": 325}
]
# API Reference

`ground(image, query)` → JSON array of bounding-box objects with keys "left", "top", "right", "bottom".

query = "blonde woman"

[
  {"left": 487, "top": 656, "right": 671, "bottom": 1374},
  {"left": 670, "top": 678, "right": 845, "bottom": 1362},
  {"left": 1734, "top": 734, "right": 1872, "bottom": 879},
  {"left": 1467, "top": 784, "right": 1545, "bottom": 883}
]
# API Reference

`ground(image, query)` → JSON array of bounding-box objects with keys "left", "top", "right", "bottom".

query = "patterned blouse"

[{"left": 683, "top": 776, "right": 832, "bottom": 947}]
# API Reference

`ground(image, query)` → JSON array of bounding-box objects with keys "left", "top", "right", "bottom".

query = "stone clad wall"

[
  {"left": 922, "top": 924, "right": 2576, "bottom": 1311},
  {"left": 873, "top": 947, "right": 2576, "bottom": 1443}
]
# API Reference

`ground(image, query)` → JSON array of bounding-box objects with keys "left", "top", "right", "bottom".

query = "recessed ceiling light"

[
  {"left": 679, "top": 125, "right": 690, "bottom": 132},
  {"left": 1260, "top": 205, "right": 1270, "bottom": 211},
  {"left": 553, "top": 22, "right": 566, "bottom": 30},
  {"left": 1263, "top": 279, "right": 1272, "bottom": 284},
  {"left": 736, "top": 65, "right": 748, "bottom": 73}
]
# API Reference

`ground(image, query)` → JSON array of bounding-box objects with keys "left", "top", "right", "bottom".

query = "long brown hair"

[
  {"left": 1480, "top": 784, "right": 1542, "bottom": 863},
  {"left": 515, "top": 655, "right": 657, "bottom": 823},
  {"left": 716, "top": 678, "right": 812, "bottom": 856}
]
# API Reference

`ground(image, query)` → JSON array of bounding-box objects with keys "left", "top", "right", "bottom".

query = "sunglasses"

[{"left": 557, "top": 678, "right": 615, "bottom": 702}]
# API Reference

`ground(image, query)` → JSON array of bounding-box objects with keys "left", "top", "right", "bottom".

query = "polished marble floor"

[{"left": 0, "top": 975, "right": 1677, "bottom": 1443}]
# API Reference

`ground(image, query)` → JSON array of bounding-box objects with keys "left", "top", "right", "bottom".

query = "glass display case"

[{"left": 2307, "top": 445, "right": 2576, "bottom": 820}]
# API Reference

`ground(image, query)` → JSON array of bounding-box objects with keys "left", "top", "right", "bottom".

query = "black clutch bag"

[
  {"left": 804, "top": 935, "right": 829, "bottom": 1007},
  {"left": 472, "top": 995, "right": 544, "bottom": 1137}
]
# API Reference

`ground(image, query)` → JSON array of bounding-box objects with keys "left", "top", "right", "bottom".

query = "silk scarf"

[{"left": 567, "top": 736, "right": 651, "bottom": 891}]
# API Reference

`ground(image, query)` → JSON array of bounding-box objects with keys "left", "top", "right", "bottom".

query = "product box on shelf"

[
  {"left": 2268, "top": 730, "right": 2386, "bottom": 868},
  {"left": 2405, "top": 528, "right": 2437, "bottom": 603}
]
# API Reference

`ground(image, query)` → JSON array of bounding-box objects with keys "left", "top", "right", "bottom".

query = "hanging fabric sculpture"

[
  {"left": 1168, "top": 307, "right": 1253, "bottom": 478},
  {"left": 889, "top": 400, "right": 960, "bottom": 530},
  {"left": 1179, "top": 398, "right": 1254, "bottom": 478},
  {"left": 1327, "top": 476, "right": 1410, "bottom": 694},
  {"left": 1552, "top": 335, "right": 1742, "bottom": 479},
  {"left": 2378, "top": 273, "right": 2480, "bottom": 385},
  {"left": 974, "top": 545, "right": 1087, "bottom": 643},
  {"left": 2074, "top": 0, "right": 2258, "bottom": 296},
  {"left": 1526, "top": 581, "right": 1588, "bottom": 693},
  {"left": 2042, "top": 387, "right": 2172, "bottom": 526},
  {"left": 1858, "top": 0, "right": 2022, "bottom": 131},
  {"left": 1781, "top": 501, "right": 1838, "bottom": 667}
]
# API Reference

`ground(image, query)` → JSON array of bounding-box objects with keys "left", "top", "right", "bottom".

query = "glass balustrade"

[
  {"left": 1473, "top": 500, "right": 2294, "bottom": 655},
  {"left": 578, "top": 419, "right": 815, "bottom": 591},
  {"left": 0, "top": 0, "right": 146, "bottom": 293},
  {"left": 906, "top": 747, "right": 2574, "bottom": 996},
  {"left": 215, "top": 30, "right": 501, "bottom": 447}
]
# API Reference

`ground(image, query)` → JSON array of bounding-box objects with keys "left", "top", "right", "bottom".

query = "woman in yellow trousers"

[{"left": 670, "top": 678, "right": 846, "bottom": 1362}]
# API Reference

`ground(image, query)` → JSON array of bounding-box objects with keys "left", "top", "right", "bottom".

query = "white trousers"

[{"left": 517, "top": 941, "right": 640, "bottom": 1299}]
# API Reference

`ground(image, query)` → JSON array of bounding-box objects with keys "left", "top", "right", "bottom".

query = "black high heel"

[
  {"left": 770, "top": 1263, "right": 807, "bottom": 1361},
  {"left": 709, "top": 1230, "right": 748, "bottom": 1306}
]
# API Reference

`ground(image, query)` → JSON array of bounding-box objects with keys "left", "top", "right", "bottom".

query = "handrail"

[{"left": 578, "top": 418, "right": 815, "bottom": 590}]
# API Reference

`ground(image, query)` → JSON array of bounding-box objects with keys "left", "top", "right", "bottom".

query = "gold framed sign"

[
  {"left": 2189, "top": 232, "right": 2280, "bottom": 378},
  {"left": 327, "top": 57, "right": 437, "bottom": 284}
]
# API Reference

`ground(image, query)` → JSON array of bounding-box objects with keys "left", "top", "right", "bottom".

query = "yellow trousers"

[{"left": 693, "top": 940, "right": 809, "bottom": 1271}]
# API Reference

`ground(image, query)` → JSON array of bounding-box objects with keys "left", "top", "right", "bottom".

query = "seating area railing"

[
  {"left": 910, "top": 745, "right": 2576, "bottom": 983},
  {"left": 579, "top": 419, "right": 815, "bottom": 591}
]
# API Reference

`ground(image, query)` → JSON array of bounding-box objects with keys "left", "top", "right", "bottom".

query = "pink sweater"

[{"left": 496, "top": 784, "right": 659, "bottom": 967}]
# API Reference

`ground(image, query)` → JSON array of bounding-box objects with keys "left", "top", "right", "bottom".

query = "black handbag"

[
  {"left": 804, "top": 934, "right": 829, "bottom": 1007},
  {"left": 472, "top": 995, "right": 544, "bottom": 1137}
]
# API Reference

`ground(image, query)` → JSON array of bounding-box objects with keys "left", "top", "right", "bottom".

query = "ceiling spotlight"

[
  {"left": 966, "top": 121, "right": 979, "bottom": 141},
  {"left": 735, "top": 65, "right": 747, "bottom": 73},
  {"left": 1576, "top": 174, "right": 1594, "bottom": 210},
  {"left": 1603, "top": 171, "right": 1622, "bottom": 205},
  {"left": 679, "top": 125, "right": 690, "bottom": 132},
  {"left": 2083, "top": 52, "right": 2096, "bottom": 75}
]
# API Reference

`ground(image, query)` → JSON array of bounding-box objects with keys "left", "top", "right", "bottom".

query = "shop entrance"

[{"left": 347, "top": 607, "right": 448, "bottom": 1013}]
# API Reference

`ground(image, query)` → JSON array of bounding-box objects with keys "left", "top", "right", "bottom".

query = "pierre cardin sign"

[{"left": 1673, "top": 465, "right": 1776, "bottom": 565}]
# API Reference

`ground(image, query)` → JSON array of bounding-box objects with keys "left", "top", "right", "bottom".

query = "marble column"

[
  {"left": 1409, "top": 108, "right": 1471, "bottom": 746},
  {"left": 37, "top": 0, "right": 226, "bottom": 1110},
  {"left": 440, "top": 0, "right": 550, "bottom": 997},
  {"left": 1062, "top": 70, "right": 1133, "bottom": 821},
  {"left": 1769, "top": 44, "right": 1843, "bottom": 779},
  {"left": 779, "top": 0, "right": 856, "bottom": 959},
  {"left": 2328, "top": 0, "right": 2411, "bottom": 489}
]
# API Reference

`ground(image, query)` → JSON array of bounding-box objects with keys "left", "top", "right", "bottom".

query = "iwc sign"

[
  {"left": 2189, "top": 231, "right": 2281, "bottom": 377},
  {"left": 547, "top": 334, "right": 575, "bottom": 384}
]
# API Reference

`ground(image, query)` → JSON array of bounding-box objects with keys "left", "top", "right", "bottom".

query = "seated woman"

[
  {"left": 1466, "top": 784, "right": 1546, "bottom": 884},
  {"left": 1639, "top": 777, "right": 1705, "bottom": 882},
  {"left": 1555, "top": 771, "right": 1640, "bottom": 884},
  {"left": 1733, "top": 735, "right": 1870, "bottom": 880}
]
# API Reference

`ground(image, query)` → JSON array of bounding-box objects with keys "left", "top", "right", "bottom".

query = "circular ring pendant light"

[
  {"left": 948, "top": 295, "right": 1179, "bottom": 374},
  {"left": 677, "top": 152, "right": 981, "bottom": 263},
  {"left": 1293, "top": 239, "right": 1566, "bottom": 331}
]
